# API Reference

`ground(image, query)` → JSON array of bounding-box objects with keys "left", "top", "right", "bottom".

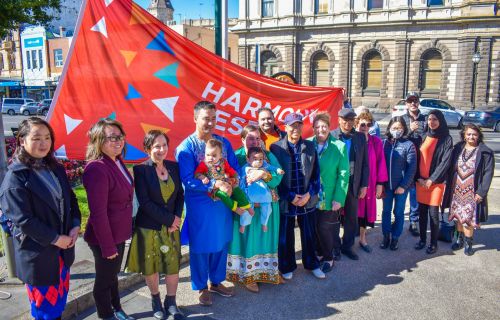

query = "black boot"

[
  {"left": 380, "top": 234, "right": 390, "bottom": 249},
  {"left": 389, "top": 238, "right": 399, "bottom": 251},
  {"left": 464, "top": 237, "right": 475, "bottom": 256},
  {"left": 164, "top": 295, "right": 184, "bottom": 320},
  {"left": 451, "top": 232, "right": 464, "bottom": 251},
  {"left": 152, "top": 293, "right": 165, "bottom": 319}
]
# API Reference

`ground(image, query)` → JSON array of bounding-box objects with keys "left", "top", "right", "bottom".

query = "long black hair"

[{"left": 385, "top": 116, "right": 408, "bottom": 140}]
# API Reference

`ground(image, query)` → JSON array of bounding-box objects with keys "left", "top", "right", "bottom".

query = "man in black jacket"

[
  {"left": 401, "top": 92, "right": 426, "bottom": 237},
  {"left": 270, "top": 113, "right": 325, "bottom": 280},
  {"left": 330, "top": 108, "right": 369, "bottom": 261}
]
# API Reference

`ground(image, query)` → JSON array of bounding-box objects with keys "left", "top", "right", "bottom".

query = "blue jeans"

[
  {"left": 408, "top": 186, "right": 419, "bottom": 222},
  {"left": 382, "top": 189, "right": 408, "bottom": 239}
]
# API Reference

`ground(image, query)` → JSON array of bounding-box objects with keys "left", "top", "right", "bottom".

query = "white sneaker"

[
  {"left": 282, "top": 272, "right": 293, "bottom": 280},
  {"left": 312, "top": 268, "right": 326, "bottom": 279}
]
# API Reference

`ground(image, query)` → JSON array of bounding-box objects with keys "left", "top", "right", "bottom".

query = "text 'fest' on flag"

[{"left": 48, "top": 0, "right": 343, "bottom": 161}]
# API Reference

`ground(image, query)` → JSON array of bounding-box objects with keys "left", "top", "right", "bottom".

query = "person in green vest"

[
  {"left": 308, "top": 112, "right": 350, "bottom": 273},
  {"left": 226, "top": 124, "right": 284, "bottom": 293}
]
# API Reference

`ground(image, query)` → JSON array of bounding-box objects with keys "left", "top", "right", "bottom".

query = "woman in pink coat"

[{"left": 355, "top": 111, "right": 388, "bottom": 253}]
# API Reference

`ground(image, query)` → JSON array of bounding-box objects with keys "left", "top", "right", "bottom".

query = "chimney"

[{"left": 59, "top": 26, "right": 66, "bottom": 37}]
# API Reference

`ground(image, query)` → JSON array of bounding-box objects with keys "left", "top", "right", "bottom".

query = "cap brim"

[{"left": 285, "top": 120, "right": 303, "bottom": 126}]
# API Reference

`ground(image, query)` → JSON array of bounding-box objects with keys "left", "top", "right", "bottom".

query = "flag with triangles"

[{"left": 48, "top": 0, "right": 343, "bottom": 161}]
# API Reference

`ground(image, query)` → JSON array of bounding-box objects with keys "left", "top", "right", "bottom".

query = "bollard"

[{"left": 0, "top": 229, "right": 16, "bottom": 279}]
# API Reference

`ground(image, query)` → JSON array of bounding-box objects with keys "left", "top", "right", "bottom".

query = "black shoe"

[
  {"left": 409, "top": 222, "right": 420, "bottom": 237},
  {"left": 333, "top": 249, "right": 341, "bottom": 261},
  {"left": 414, "top": 240, "right": 426, "bottom": 250},
  {"left": 464, "top": 237, "right": 475, "bottom": 256},
  {"left": 389, "top": 239, "right": 399, "bottom": 251},
  {"left": 380, "top": 234, "right": 390, "bottom": 249},
  {"left": 426, "top": 244, "right": 437, "bottom": 254},
  {"left": 359, "top": 242, "right": 372, "bottom": 253},
  {"left": 320, "top": 260, "right": 334, "bottom": 273},
  {"left": 452, "top": 232, "right": 464, "bottom": 251},
  {"left": 152, "top": 294, "right": 165, "bottom": 319},
  {"left": 341, "top": 249, "right": 359, "bottom": 260}
]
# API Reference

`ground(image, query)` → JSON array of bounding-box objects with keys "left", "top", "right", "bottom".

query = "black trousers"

[
  {"left": 278, "top": 210, "right": 319, "bottom": 274},
  {"left": 334, "top": 190, "right": 358, "bottom": 251},
  {"left": 89, "top": 242, "right": 125, "bottom": 319},
  {"left": 418, "top": 203, "right": 440, "bottom": 246},
  {"left": 316, "top": 209, "right": 341, "bottom": 261}
]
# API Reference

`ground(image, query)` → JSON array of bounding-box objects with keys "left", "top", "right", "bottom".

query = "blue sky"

[{"left": 134, "top": 0, "right": 239, "bottom": 22}]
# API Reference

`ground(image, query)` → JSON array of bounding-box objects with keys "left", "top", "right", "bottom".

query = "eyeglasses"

[
  {"left": 359, "top": 123, "right": 373, "bottom": 128},
  {"left": 406, "top": 99, "right": 419, "bottom": 104},
  {"left": 106, "top": 135, "right": 125, "bottom": 142}
]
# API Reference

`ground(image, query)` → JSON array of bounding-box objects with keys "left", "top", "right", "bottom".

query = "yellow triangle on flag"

[
  {"left": 140, "top": 123, "right": 170, "bottom": 134},
  {"left": 130, "top": 3, "right": 152, "bottom": 25},
  {"left": 119, "top": 50, "right": 137, "bottom": 67}
]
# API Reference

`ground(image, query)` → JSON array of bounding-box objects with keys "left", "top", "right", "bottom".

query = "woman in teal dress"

[{"left": 226, "top": 125, "right": 283, "bottom": 293}]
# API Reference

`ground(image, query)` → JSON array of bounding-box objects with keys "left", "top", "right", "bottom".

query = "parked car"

[
  {"left": 38, "top": 99, "right": 52, "bottom": 116},
  {"left": 1, "top": 98, "right": 35, "bottom": 115},
  {"left": 19, "top": 102, "right": 41, "bottom": 115},
  {"left": 391, "top": 98, "right": 464, "bottom": 128},
  {"left": 463, "top": 106, "right": 500, "bottom": 132}
]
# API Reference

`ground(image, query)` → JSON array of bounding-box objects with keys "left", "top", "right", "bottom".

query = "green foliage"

[
  {"left": 0, "top": 0, "right": 61, "bottom": 38},
  {"left": 73, "top": 184, "right": 89, "bottom": 233}
]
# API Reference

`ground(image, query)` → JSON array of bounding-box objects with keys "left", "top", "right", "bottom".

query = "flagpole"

[{"left": 215, "top": 0, "right": 228, "bottom": 59}]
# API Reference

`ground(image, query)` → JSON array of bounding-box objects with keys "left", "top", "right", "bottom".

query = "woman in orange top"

[{"left": 414, "top": 110, "right": 453, "bottom": 254}]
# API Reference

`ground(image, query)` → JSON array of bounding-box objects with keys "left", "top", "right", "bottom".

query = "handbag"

[{"left": 438, "top": 212, "right": 455, "bottom": 243}]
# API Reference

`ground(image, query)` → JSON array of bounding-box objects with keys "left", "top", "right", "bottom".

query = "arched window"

[
  {"left": 260, "top": 50, "right": 278, "bottom": 77},
  {"left": 310, "top": 52, "right": 329, "bottom": 86},
  {"left": 362, "top": 50, "right": 382, "bottom": 96},
  {"left": 420, "top": 50, "right": 442, "bottom": 93}
]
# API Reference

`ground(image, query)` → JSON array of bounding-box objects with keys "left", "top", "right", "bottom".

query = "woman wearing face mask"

[
  {"left": 442, "top": 124, "right": 494, "bottom": 256},
  {"left": 414, "top": 110, "right": 453, "bottom": 254},
  {"left": 354, "top": 112, "right": 387, "bottom": 253},
  {"left": 380, "top": 117, "right": 417, "bottom": 250}
]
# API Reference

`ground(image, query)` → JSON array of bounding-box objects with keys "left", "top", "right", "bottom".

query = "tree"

[{"left": 0, "top": 0, "right": 61, "bottom": 38}]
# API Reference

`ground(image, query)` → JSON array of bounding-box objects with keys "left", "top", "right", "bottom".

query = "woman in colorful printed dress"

[
  {"left": 414, "top": 110, "right": 453, "bottom": 254},
  {"left": 126, "top": 130, "right": 184, "bottom": 319},
  {"left": 442, "top": 124, "right": 494, "bottom": 256},
  {"left": 355, "top": 111, "right": 388, "bottom": 253},
  {"left": 226, "top": 125, "right": 283, "bottom": 293},
  {"left": 0, "top": 117, "right": 81, "bottom": 320}
]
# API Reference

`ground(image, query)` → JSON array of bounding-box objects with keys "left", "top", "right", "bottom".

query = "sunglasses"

[
  {"left": 406, "top": 99, "right": 419, "bottom": 104},
  {"left": 106, "top": 135, "right": 125, "bottom": 142},
  {"left": 359, "top": 123, "right": 373, "bottom": 128}
]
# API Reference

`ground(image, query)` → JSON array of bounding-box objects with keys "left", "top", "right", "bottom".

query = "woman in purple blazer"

[{"left": 83, "top": 119, "right": 134, "bottom": 320}]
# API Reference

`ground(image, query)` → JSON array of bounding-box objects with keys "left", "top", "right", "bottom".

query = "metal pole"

[
  {"left": 472, "top": 64, "right": 477, "bottom": 110},
  {"left": 214, "top": 0, "right": 228, "bottom": 59}
]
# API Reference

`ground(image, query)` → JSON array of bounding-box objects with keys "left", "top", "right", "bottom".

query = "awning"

[{"left": 0, "top": 81, "right": 21, "bottom": 87}]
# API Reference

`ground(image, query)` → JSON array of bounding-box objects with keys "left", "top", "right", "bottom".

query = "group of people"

[{"left": 0, "top": 92, "right": 495, "bottom": 320}]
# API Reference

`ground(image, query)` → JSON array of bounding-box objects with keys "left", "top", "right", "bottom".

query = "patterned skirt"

[
  {"left": 449, "top": 149, "right": 478, "bottom": 228},
  {"left": 26, "top": 255, "right": 70, "bottom": 320}
]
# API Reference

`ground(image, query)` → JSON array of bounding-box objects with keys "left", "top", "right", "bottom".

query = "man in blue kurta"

[{"left": 175, "top": 101, "right": 238, "bottom": 306}]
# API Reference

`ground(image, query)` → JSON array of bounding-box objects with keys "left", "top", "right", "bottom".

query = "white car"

[{"left": 391, "top": 98, "right": 464, "bottom": 128}]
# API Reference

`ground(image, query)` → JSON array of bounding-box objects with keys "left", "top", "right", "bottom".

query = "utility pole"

[{"left": 214, "top": 0, "right": 228, "bottom": 59}]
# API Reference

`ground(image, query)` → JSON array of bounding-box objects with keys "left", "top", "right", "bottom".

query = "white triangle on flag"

[
  {"left": 55, "top": 145, "right": 67, "bottom": 158},
  {"left": 152, "top": 96, "right": 179, "bottom": 122},
  {"left": 91, "top": 17, "right": 108, "bottom": 38},
  {"left": 64, "top": 114, "right": 83, "bottom": 135},
  {"left": 104, "top": 0, "right": 114, "bottom": 6}
]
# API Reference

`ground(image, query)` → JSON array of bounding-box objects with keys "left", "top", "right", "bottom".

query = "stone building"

[
  {"left": 232, "top": 0, "right": 500, "bottom": 110},
  {"left": 148, "top": 0, "right": 175, "bottom": 25}
]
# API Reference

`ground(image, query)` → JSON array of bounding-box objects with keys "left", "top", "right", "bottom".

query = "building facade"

[
  {"left": 232, "top": 0, "right": 500, "bottom": 110},
  {"left": 148, "top": 0, "right": 175, "bottom": 25}
]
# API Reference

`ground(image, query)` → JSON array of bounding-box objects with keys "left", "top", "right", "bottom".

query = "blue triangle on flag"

[
  {"left": 100, "top": 111, "right": 116, "bottom": 120},
  {"left": 125, "top": 84, "right": 142, "bottom": 100},
  {"left": 146, "top": 31, "right": 175, "bottom": 56},
  {"left": 124, "top": 143, "right": 147, "bottom": 161},
  {"left": 154, "top": 62, "right": 179, "bottom": 88}
]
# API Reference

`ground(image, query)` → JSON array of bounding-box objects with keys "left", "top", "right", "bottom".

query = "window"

[
  {"left": 31, "top": 50, "right": 37, "bottom": 69},
  {"left": 262, "top": 0, "right": 274, "bottom": 17},
  {"left": 420, "top": 50, "right": 442, "bottom": 92},
  {"left": 315, "top": 0, "right": 328, "bottom": 14},
  {"left": 260, "top": 51, "right": 279, "bottom": 77},
  {"left": 9, "top": 53, "right": 16, "bottom": 69},
  {"left": 363, "top": 51, "right": 382, "bottom": 95},
  {"left": 368, "top": 0, "right": 383, "bottom": 10},
  {"left": 0, "top": 54, "right": 3, "bottom": 70},
  {"left": 38, "top": 49, "right": 43, "bottom": 69},
  {"left": 26, "top": 51, "right": 31, "bottom": 69},
  {"left": 54, "top": 49, "right": 64, "bottom": 67},
  {"left": 427, "top": 0, "right": 444, "bottom": 6},
  {"left": 310, "top": 52, "right": 329, "bottom": 86}
]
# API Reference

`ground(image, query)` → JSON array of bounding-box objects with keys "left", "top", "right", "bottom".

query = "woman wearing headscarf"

[
  {"left": 442, "top": 124, "right": 494, "bottom": 256},
  {"left": 414, "top": 110, "right": 453, "bottom": 254}
]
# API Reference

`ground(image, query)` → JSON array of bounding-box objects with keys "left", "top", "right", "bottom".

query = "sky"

[{"left": 134, "top": 0, "right": 239, "bottom": 22}]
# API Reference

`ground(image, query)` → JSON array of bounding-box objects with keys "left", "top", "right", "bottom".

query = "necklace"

[
  {"left": 462, "top": 147, "right": 477, "bottom": 163},
  {"left": 155, "top": 162, "right": 166, "bottom": 175}
]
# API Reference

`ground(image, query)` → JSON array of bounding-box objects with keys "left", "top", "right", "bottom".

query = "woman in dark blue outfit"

[{"left": 0, "top": 117, "right": 81, "bottom": 320}]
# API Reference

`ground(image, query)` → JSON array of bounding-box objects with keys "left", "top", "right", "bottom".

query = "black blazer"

[
  {"left": 133, "top": 159, "right": 184, "bottom": 231},
  {"left": 330, "top": 128, "right": 369, "bottom": 195},
  {"left": 0, "top": 161, "right": 81, "bottom": 286},
  {"left": 442, "top": 142, "right": 494, "bottom": 222},
  {"left": 416, "top": 134, "right": 453, "bottom": 184}
]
